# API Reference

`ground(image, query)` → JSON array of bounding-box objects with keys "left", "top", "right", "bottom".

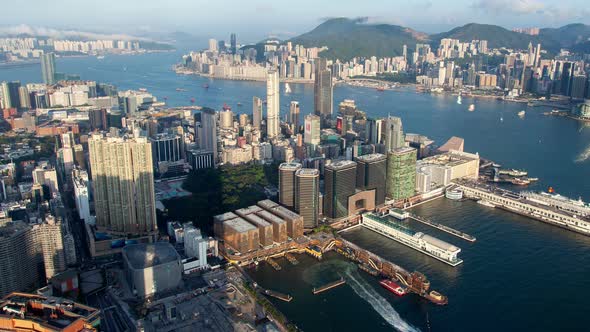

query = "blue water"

[{"left": 3, "top": 51, "right": 590, "bottom": 331}]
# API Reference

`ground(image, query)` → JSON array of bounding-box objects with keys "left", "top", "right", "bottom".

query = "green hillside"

[{"left": 289, "top": 18, "right": 426, "bottom": 60}]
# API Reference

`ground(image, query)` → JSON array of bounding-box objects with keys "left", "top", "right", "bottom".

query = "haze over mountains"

[{"left": 288, "top": 18, "right": 590, "bottom": 60}]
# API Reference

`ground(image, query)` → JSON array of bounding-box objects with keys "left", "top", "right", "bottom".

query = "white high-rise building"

[
  {"left": 72, "top": 168, "right": 92, "bottom": 224},
  {"left": 266, "top": 70, "right": 280, "bottom": 139}
]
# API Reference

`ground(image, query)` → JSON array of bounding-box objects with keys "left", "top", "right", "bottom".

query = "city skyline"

[{"left": 2, "top": 0, "right": 590, "bottom": 41}]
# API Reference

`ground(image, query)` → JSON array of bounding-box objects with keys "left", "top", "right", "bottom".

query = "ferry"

[
  {"left": 499, "top": 169, "right": 528, "bottom": 177},
  {"left": 96, "top": 55, "right": 105, "bottom": 60},
  {"left": 379, "top": 279, "right": 406, "bottom": 296},
  {"left": 457, "top": 93, "right": 462, "bottom": 105},
  {"left": 362, "top": 213, "right": 463, "bottom": 266},
  {"left": 468, "top": 104, "right": 475, "bottom": 112},
  {"left": 285, "top": 83, "right": 292, "bottom": 93},
  {"left": 518, "top": 110, "right": 526, "bottom": 118},
  {"left": 477, "top": 199, "right": 495, "bottom": 208},
  {"left": 138, "top": 88, "right": 148, "bottom": 92}
]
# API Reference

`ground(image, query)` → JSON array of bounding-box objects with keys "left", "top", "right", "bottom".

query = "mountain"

[
  {"left": 430, "top": 23, "right": 553, "bottom": 50},
  {"left": 539, "top": 23, "right": 590, "bottom": 49},
  {"left": 287, "top": 19, "right": 590, "bottom": 59},
  {"left": 289, "top": 18, "right": 427, "bottom": 60}
]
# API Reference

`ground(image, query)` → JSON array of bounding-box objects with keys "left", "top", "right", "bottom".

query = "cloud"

[
  {"left": 0, "top": 24, "right": 152, "bottom": 41},
  {"left": 472, "top": 0, "right": 545, "bottom": 15}
]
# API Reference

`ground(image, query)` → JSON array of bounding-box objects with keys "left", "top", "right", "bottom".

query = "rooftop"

[
  {"left": 241, "top": 214, "right": 271, "bottom": 228},
  {"left": 271, "top": 205, "right": 302, "bottom": 222},
  {"left": 390, "top": 147, "right": 416, "bottom": 155},
  {"left": 213, "top": 212, "right": 238, "bottom": 223},
  {"left": 279, "top": 162, "right": 302, "bottom": 171},
  {"left": 235, "top": 205, "right": 263, "bottom": 217},
  {"left": 224, "top": 217, "right": 257, "bottom": 233},
  {"left": 295, "top": 168, "right": 319, "bottom": 177},
  {"left": 326, "top": 160, "right": 357, "bottom": 170},
  {"left": 257, "top": 199, "right": 278, "bottom": 210},
  {"left": 356, "top": 153, "right": 386, "bottom": 162},
  {"left": 256, "top": 210, "right": 286, "bottom": 225},
  {"left": 123, "top": 242, "right": 181, "bottom": 270}
]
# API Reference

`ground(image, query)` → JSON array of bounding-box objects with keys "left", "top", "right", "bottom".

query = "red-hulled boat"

[{"left": 379, "top": 279, "right": 406, "bottom": 296}]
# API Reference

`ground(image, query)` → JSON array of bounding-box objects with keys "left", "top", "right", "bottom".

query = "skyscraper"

[
  {"left": 386, "top": 147, "right": 417, "bottom": 200},
  {"left": 88, "top": 133, "right": 157, "bottom": 236},
  {"left": 324, "top": 160, "right": 357, "bottom": 219},
  {"left": 356, "top": 153, "right": 387, "bottom": 206},
  {"left": 208, "top": 39, "right": 218, "bottom": 52},
  {"left": 365, "top": 118, "right": 384, "bottom": 145},
  {"left": 314, "top": 58, "right": 333, "bottom": 123},
  {"left": 384, "top": 116, "right": 404, "bottom": 151},
  {"left": 1, "top": 81, "right": 21, "bottom": 109},
  {"left": 41, "top": 52, "right": 56, "bottom": 85},
  {"left": 266, "top": 70, "right": 280, "bottom": 138},
  {"left": 252, "top": 96, "right": 262, "bottom": 129},
  {"left": 230, "top": 33, "right": 237, "bottom": 54},
  {"left": 279, "top": 162, "right": 302, "bottom": 209},
  {"left": 195, "top": 107, "right": 218, "bottom": 163},
  {"left": 295, "top": 168, "right": 320, "bottom": 228},
  {"left": 289, "top": 101, "right": 300, "bottom": 132},
  {"left": 304, "top": 114, "right": 321, "bottom": 146}
]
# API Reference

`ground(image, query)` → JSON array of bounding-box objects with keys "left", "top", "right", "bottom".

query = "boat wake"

[
  {"left": 344, "top": 270, "right": 420, "bottom": 332},
  {"left": 575, "top": 145, "right": 590, "bottom": 163}
]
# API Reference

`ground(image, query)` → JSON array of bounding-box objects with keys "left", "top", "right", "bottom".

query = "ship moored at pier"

[{"left": 455, "top": 180, "right": 590, "bottom": 236}]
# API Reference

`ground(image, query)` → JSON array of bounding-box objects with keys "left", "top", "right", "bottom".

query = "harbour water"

[{"left": 3, "top": 51, "right": 590, "bottom": 331}]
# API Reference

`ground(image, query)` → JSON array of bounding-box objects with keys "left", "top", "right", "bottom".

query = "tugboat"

[{"left": 379, "top": 279, "right": 406, "bottom": 296}]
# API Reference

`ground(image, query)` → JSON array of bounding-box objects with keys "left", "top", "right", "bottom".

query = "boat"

[
  {"left": 499, "top": 169, "right": 528, "bottom": 177},
  {"left": 222, "top": 103, "right": 231, "bottom": 111},
  {"left": 176, "top": 88, "right": 187, "bottom": 92},
  {"left": 511, "top": 178, "right": 531, "bottom": 186},
  {"left": 468, "top": 104, "right": 475, "bottom": 112},
  {"left": 518, "top": 110, "right": 526, "bottom": 118},
  {"left": 96, "top": 55, "right": 105, "bottom": 60},
  {"left": 379, "top": 279, "right": 406, "bottom": 296},
  {"left": 477, "top": 200, "right": 495, "bottom": 208},
  {"left": 376, "top": 86, "right": 385, "bottom": 92},
  {"left": 425, "top": 290, "right": 448, "bottom": 305},
  {"left": 190, "top": 98, "right": 195, "bottom": 104},
  {"left": 202, "top": 84, "right": 209, "bottom": 89},
  {"left": 457, "top": 93, "right": 462, "bottom": 105},
  {"left": 500, "top": 116, "right": 504, "bottom": 122},
  {"left": 285, "top": 83, "right": 292, "bottom": 93},
  {"left": 237, "top": 102, "right": 243, "bottom": 107}
]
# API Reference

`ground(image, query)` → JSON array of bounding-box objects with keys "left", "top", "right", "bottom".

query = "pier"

[
  {"left": 262, "top": 289, "right": 293, "bottom": 302},
  {"left": 312, "top": 278, "right": 346, "bottom": 294},
  {"left": 266, "top": 258, "right": 282, "bottom": 271},
  {"left": 284, "top": 253, "right": 299, "bottom": 265},
  {"left": 409, "top": 213, "right": 476, "bottom": 242}
]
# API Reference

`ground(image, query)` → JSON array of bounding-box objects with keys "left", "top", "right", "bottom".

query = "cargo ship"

[{"left": 379, "top": 279, "right": 406, "bottom": 296}]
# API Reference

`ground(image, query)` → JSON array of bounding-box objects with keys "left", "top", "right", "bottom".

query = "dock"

[
  {"left": 263, "top": 289, "right": 293, "bottom": 302},
  {"left": 409, "top": 214, "right": 476, "bottom": 242},
  {"left": 284, "top": 253, "right": 299, "bottom": 265},
  {"left": 266, "top": 258, "right": 282, "bottom": 271},
  {"left": 312, "top": 277, "right": 346, "bottom": 295}
]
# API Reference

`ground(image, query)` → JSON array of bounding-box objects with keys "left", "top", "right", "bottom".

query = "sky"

[{"left": 2, "top": 0, "right": 590, "bottom": 43}]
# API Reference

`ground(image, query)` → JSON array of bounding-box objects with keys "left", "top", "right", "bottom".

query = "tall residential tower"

[{"left": 266, "top": 70, "right": 280, "bottom": 138}]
